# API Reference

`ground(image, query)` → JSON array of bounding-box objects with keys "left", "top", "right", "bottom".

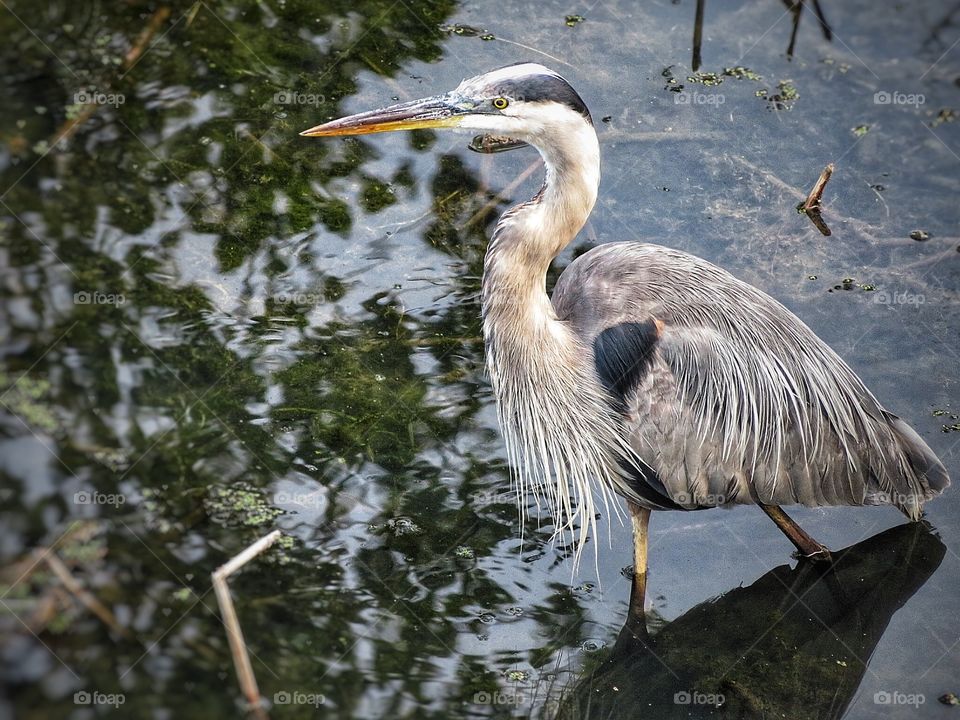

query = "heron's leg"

[
  {"left": 628, "top": 503, "right": 651, "bottom": 617},
  {"left": 759, "top": 504, "right": 832, "bottom": 562}
]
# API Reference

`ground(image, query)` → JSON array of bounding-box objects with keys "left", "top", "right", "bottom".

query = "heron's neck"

[
  {"left": 481, "top": 120, "right": 600, "bottom": 323},
  {"left": 478, "top": 121, "right": 636, "bottom": 557}
]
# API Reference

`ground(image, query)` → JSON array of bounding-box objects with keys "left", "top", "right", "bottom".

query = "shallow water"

[{"left": 0, "top": 1, "right": 958, "bottom": 718}]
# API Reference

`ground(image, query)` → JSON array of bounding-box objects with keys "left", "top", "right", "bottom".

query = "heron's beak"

[{"left": 300, "top": 94, "right": 467, "bottom": 137}]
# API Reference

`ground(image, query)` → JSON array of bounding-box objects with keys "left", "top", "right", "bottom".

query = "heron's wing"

[{"left": 553, "top": 242, "right": 948, "bottom": 516}]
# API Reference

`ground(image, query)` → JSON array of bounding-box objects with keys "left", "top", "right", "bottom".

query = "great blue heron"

[{"left": 302, "top": 63, "right": 950, "bottom": 612}]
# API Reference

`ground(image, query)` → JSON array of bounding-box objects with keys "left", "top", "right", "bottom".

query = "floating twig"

[
  {"left": 212, "top": 529, "right": 282, "bottom": 717},
  {"left": 798, "top": 163, "right": 835, "bottom": 236},
  {"left": 727, "top": 155, "right": 888, "bottom": 240},
  {"left": 803, "top": 163, "right": 834, "bottom": 213}
]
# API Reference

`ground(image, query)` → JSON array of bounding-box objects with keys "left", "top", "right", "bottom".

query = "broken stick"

[
  {"left": 212, "top": 529, "right": 282, "bottom": 715},
  {"left": 803, "top": 163, "right": 834, "bottom": 212},
  {"left": 799, "top": 163, "right": 835, "bottom": 236}
]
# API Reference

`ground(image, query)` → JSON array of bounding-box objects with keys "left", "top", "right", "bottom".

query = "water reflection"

[
  {"left": 555, "top": 522, "right": 945, "bottom": 720},
  {"left": 691, "top": 0, "right": 833, "bottom": 70}
]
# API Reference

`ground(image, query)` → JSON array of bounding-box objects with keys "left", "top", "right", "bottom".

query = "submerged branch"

[
  {"left": 212, "top": 529, "right": 282, "bottom": 719},
  {"left": 463, "top": 158, "right": 543, "bottom": 230},
  {"left": 50, "top": 5, "right": 172, "bottom": 147},
  {"left": 42, "top": 551, "right": 133, "bottom": 640}
]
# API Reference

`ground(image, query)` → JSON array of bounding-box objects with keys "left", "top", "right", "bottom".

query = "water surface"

[{"left": 0, "top": 1, "right": 958, "bottom": 718}]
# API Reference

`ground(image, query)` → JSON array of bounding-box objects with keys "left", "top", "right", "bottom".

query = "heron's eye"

[{"left": 492, "top": 97, "right": 509, "bottom": 110}]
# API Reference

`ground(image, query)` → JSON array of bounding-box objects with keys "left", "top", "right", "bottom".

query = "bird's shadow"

[{"left": 552, "top": 522, "right": 944, "bottom": 720}]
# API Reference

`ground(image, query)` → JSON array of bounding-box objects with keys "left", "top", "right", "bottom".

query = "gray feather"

[{"left": 553, "top": 242, "right": 950, "bottom": 518}]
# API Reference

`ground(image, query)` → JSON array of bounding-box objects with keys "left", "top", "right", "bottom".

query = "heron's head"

[{"left": 300, "top": 63, "right": 593, "bottom": 146}]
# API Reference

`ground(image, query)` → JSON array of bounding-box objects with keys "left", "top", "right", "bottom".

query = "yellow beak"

[{"left": 300, "top": 95, "right": 466, "bottom": 137}]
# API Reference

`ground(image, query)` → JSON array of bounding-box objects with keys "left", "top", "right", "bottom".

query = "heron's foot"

[
  {"left": 793, "top": 545, "right": 833, "bottom": 564},
  {"left": 760, "top": 503, "right": 834, "bottom": 564}
]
